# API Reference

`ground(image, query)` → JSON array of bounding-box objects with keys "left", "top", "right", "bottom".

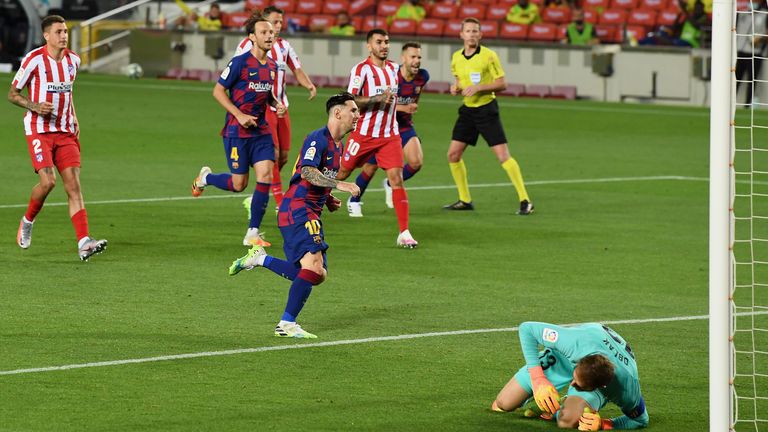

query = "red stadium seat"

[
  {"left": 377, "top": 1, "right": 401, "bottom": 16},
  {"left": 486, "top": 4, "right": 510, "bottom": 21},
  {"left": 499, "top": 22, "right": 528, "bottom": 39},
  {"left": 323, "top": 0, "right": 350, "bottom": 15},
  {"left": 542, "top": 7, "right": 571, "bottom": 23},
  {"left": 245, "top": 0, "right": 268, "bottom": 12},
  {"left": 610, "top": 0, "right": 638, "bottom": 8},
  {"left": 582, "top": 0, "right": 609, "bottom": 11},
  {"left": 424, "top": 81, "right": 451, "bottom": 94},
  {"left": 444, "top": 19, "right": 464, "bottom": 36},
  {"left": 624, "top": 24, "right": 649, "bottom": 41},
  {"left": 222, "top": 11, "right": 250, "bottom": 29},
  {"left": 389, "top": 18, "right": 417, "bottom": 35},
  {"left": 480, "top": 20, "right": 499, "bottom": 37},
  {"left": 296, "top": 0, "right": 322, "bottom": 14},
  {"left": 522, "top": 84, "right": 551, "bottom": 97},
  {"left": 557, "top": 23, "right": 568, "bottom": 40},
  {"left": 500, "top": 83, "right": 525, "bottom": 97},
  {"left": 309, "top": 75, "right": 330, "bottom": 88},
  {"left": 273, "top": 0, "right": 296, "bottom": 13},
  {"left": 458, "top": 4, "right": 486, "bottom": 19},
  {"left": 285, "top": 73, "right": 298, "bottom": 86},
  {"left": 627, "top": 9, "right": 656, "bottom": 27},
  {"left": 656, "top": 8, "right": 681, "bottom": 26},
  {"left": 528, "top": 22, "right": 558, "bottom": 41},
  {"left": 638, "top": 0, "right": 667, "bottom": 10},
  {"left": 430, "top": 3, "right": 459, "bottom": 19},
  {"left": 594, "top": 24, "right": 621, "bottom": 42},
  {"left": 584, "top": 8, "right": 599, "bottom": 23},
  {"left": 349, "top": 0, "right": 375, "bottom": 15},
  {"left": 361, "top": 15, "right": 388, "bottom": 32},
  {"left": 351, "top": 15, "right": 363, "bottom": 30},
  {"left": 598, "top": 9, "right": 627, "bottom": 25},
  {"left": 328, "top": 76, "right": 349, "bottom": 89},
  {"left": 551, "top": 85, "right": 577, "bottom": 99},
  {"left": 287, "top": 13, "right": 309, "bottom": 27},
  {"left": 308, "top": 14, "right": 335, "bottom": 28},
  {"left": 416, "top": 18, "right": 445, "bottom": 36}
]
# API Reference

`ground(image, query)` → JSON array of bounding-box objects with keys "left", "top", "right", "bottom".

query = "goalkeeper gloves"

[
  {"left": 529, "top": 366, "right": 560, "bottom": 414},
  {"left": 579, "top": 407, "right": 614, "bottom": 431}
]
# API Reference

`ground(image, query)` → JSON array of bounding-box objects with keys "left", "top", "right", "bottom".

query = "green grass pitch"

[{"left": 0, "top": 72, "right": 716, "bottom": 430}]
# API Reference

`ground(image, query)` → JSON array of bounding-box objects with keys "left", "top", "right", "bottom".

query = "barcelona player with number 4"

[
  {"left": 491, "top": 321, "right": 649, "bottom": 430},
  {"left": 191, "top": 17, "right": 285, "bottom": 247},
  {"left": 228, "top": 93, "right": 361, "bottom": 339}
]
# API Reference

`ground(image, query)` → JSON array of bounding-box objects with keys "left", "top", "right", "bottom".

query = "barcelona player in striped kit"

[
  {"left": 9, "top": 15, "right": 107, "bottom": 261},
  {"left": 191, "top": 17, "right": 285, "bottom": 247},
  {"left": 229, "top": 93, "right": 361, "bottom": 339},
  {"left": 347, "top": 42, "right": 430, "bottom": 214}
]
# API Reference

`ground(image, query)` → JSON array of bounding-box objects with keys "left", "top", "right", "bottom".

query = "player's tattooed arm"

[
  {"left": 301, "top": 166, "right": 339, "bottom": 188},
  {"left": 8, "top": 87, "right": 54, "bottom": 115}
]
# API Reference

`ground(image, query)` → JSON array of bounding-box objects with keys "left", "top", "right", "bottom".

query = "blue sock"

[
  {"left": 350, "top": 171, "right": 373, "bottom": 203},
  {"left": 206, "top": 173, "right": 235, "bottom": 191},
  {"left": 263, "top": 256, "right": 299, "bottom": 280},
  {"left": 281, "top": 273, "right": 314, "bottom": 322},
  {"left": 250, "top": 182, "right": 270, "bottom": 229}
]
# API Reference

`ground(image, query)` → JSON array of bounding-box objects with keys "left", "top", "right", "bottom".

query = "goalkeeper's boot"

[
  {"left": 78, "top": 237, "right": 108, "bottom": 261},
  {"left": 191, "top": 166, "right": 211, "bottom": 197},
  {"left": 243, "top": 228, "right": 271, "bottom": 247},
  {"left": 443, "top": 200, "right": 474, "bottom": 210},
  {"left": 518, "top": 200, "right": 534, "bottom": 215},
  {"left": 396, "top": 229, "right": 418, "bottom": 249},
  {"left": 242, "top": 196, "right": 252, "bottom": 220},
  {"left": 229, "top": 245, "right": 266, "bottom": 276},
  {"left": 347, "top": 197, "right": 363, "bottom": 218},
  {"left": 383, "top": 179, "right": 394, "bottom": 209},
  {"left": 17, "top": 217, "right": 33, "bottom": 249},
  {"left": 274, "top": 321, "right": 317, "bottom": 339}
]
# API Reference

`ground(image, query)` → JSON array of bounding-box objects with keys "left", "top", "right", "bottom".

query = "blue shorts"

[
  {"left": 364, "top": 127, "right": 419, "bottom": 165},
  {"left": 513, "top": 349, "right": 607, "bottom": 410},
  {"left": 223, "top": 134, "right": 275, "bottom": 174},
  {"left": 279, "top": 219, "right": 329, "bottom": 267}
]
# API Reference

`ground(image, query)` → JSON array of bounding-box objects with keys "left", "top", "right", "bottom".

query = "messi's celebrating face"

[
  {"left": 401, "top": 47, "right": 421, "bottom": 76},
  {"left": 367, "top": 34, "right": 390, "bottom": 61},
  {"left": 250, "top": 21, "right": 275, "bottom": 52}
]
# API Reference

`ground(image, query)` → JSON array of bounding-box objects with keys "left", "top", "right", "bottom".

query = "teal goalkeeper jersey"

[{"left": 519, "top": 321, "right": 643, "bottom": 414}]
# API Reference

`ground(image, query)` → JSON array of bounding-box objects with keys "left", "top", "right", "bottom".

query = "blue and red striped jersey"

[
  {"left": 217, "top": 52, "right": 277, "bottom": 138},
  {"left": 278, "top": 126, "right": 342, "bottom": 227},
  {"left": 396, "top": 68, "right": 430, "bottom": 130}
]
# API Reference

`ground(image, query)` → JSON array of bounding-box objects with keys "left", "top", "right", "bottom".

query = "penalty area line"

[{"left": 2, "top": 312, "right": 764, "bottom": 376}]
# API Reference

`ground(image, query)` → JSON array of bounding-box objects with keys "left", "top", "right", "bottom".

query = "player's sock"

[
  {"left": 263, "top": 256, "right": 300, "bottom": 280},
  {"left": 392, "top": 188, "right": 409, "bottom": 232},
  {"left": 501, "top": 158, "right": 530, "bottom": 202},
  {"left": 25, "top": 198, "right": 44, "bottom": 222},
  {"left": 271, "top": 163, "right": 284, "bottom": 208},
  {"left": 350, "top": 171, "right": 373, "bottom": 203},
  {"left": 205, "top": 173, "right": 236, "bottom": 192},
  {"left": 402, "top": 164, "right": 419, "bottom": 181},
  {"left": 71, "top": 208, "right": 89, "bottom": 243},
  {"left": 281, "top": 269, "right": 322, "bottom": 321},
  {"left": 249, "top": 182, "right": 271, "bottom": 228},
  {"left": 449, "top": 160, "right": 472, "bottom": 203}
]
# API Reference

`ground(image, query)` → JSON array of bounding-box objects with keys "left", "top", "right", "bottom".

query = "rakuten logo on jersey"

[
  {"left": 46, "top": 82, "right": 72, "bottom": 93},
  {"left": 322, "top": 167, "right": 338, "bottom": 179},
  {"left": 398, "top": 96, "right": 415, "bottom": 105},
  {"left": 248, "top": 82, "right": 273, "bottom": 92}
]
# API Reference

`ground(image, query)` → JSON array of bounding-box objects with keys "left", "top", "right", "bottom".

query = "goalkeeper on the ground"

[{"left": 491, "top": 321, "right": 649, "bottom": 430}]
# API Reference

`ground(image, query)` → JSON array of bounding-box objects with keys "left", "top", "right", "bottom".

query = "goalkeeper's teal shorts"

[{"left": 513, "top": 348, "right": 606, "bottom": 410}]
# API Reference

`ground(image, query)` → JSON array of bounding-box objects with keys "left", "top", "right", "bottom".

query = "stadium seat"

[
  {"left": 424, "top": 81, "right": 450, "bottom": 94},
  {"left": 288, "top": 13, "right": 309, "bottom": 27},
  {"left": 273, "top": 0, "right": 296, "bottom": 13},
  {"left": 309, "top": 14, "right": 335, "bottom": 29},
  {"left": 594, "top": 24, "right": 622, "bottom": 42},
  {"left": 598, "top": 9, "right": 628, "bottom": 25},
  {"left": 323, "top": 0, "right": 350, "bottom": 15},
  {"left": 522, "top": 84, "right": 551, "bottom": 97},
  {"left": 245, "top": 0, "right": 268, "bottom": 11},
  {"left": 628, "top": 9, "right": 657, "bottom": 27},
  {"left": 499, "top": 83, "right": 525, "bottom": 96},
  {"left": 528, "top": 22, "right": 558, "bottom": 41},
  {"left": 584, "top": 9, "right": 599, "bottom": 23},
  {"left": 430, "top": 3, "right": 459, "bottom": 19},
  {"left": 458, "top": 4, "right": 486, "bottom": 19},
  {"left": 389, "top": 18, "right": 417, "bottom": 35},
  {"left": 486, "top": 4, "right": 510, "bottom": 21},
  {"left": 296, "top": 0, "right": 323, "bottom": 14},
  {"left": 223, "top": 11, "right": 250, "bottom": 29},
  {"left": 416, "top": 18, "right": 445, "bottom": 36},
  {"left": 328, "top": 76, "right": 349, "bottom": 89},
  {"left": 551, "top": 85, "right": 577, "bottom": 99},
  {"left": 309, "top": 75, "right": 330, "bottom": 88},
  {"left": 160, "top": 68, "right": 187, "bottom": 80},
  {"left": 638, "top": 0, "right": 667, "bottom": 10},
  {"left": 656, "top": 9, "right": 681, "bottom": 26},
  {"left": 377, "top": 1, "right": 401, "bottom": 16},
  {"left": 499, "top": 22, "right": 528, "bottom": 39},
  {"left": 624, "top": 24, "right": 648, "bottom": 41},
  {"left": 444, "top": 19, "right": 464, "bottom": 36},
  {"left": 542, "top": 7, "right": 571, "bottom": 24},
  {"left": 480, "top": 20, "right": 500, "bottom": 37},
  {"left": 582, "top": 0, "right": 609, "bottom": 11},
  {"left": 349, "top": 0, "right": 375, "bottom": 15},
  {"left": 610, "top": 0, "right": 638, "bottom": 8},
  {"left": 361, "top": 15, "right": 388, "bottom": 32}
]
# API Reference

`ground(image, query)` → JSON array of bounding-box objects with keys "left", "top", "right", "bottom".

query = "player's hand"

[
  {"left": 529, "top": 366, "right": 560, "bottom": 414},
  {"left": 236, "top": 113, "right": 258, "bottom": 128},
  {"left": 275, "top": 103, "right": 286, "bottom": 118},
  {"left": 462, "top": 85, "right": 479, "bottom": 97},
  {"left": 307, "top": 85, "right": 317, "bottom": 100},
  {"left": 35, "top": 101, "right": 55, "bottom": 116},
  {"left": 326, "top": 194, "right": 341, "bottom": 212},
  {"left": 379, "top": 88, "right": 395, "bottom": 104},
  {"left": 404, "top": 103, "right": 418, "bottom": 114},
  {"left": 578, "top": 407, "right": 612, "bottom": 430},
  {"left": 449, "top": 84, "right": 460, "bottom": 96},
  {"left": 336, "top": 181, "right": 361, "bottom": 197}
]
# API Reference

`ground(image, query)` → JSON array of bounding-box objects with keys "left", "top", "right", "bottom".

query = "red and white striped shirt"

[
  {"left": 234, "top": 37, "right": 301, "bottom": 109},
  {"left": 347, "top": 58, "right": 399, "bottom": 138},
  {"left": 12, "top": 46, "right": 80, "bottom": 136}
]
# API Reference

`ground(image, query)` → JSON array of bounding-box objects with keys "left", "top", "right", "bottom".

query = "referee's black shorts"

[{"left": 451, "top": 99, "right": 507, "bottom": 147}]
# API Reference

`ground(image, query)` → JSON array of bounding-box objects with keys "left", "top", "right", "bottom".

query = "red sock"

[
  {"left": 271, "top": 163, "right": 283, "bottom": 207},
  {"left": 25, "top": 199, "right": 44, "bottom": 221},
  {"left": 392, "top": 188, "right": 409, "bottom": 233},
  {"left": 71, "top": 209, "right": 89, "bottom": 242}
]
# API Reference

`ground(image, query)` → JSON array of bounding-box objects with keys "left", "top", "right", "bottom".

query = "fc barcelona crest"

[
  {"left": 270, "top": 70, "right": 275, "bottom": 80},
  {"left": 415, "top": 86, "right": 421, "bottom": 94}
]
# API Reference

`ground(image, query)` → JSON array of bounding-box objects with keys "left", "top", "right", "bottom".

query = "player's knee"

[
  {"left": 447, "top": 150, "right": 462, "bottom": 163},
  {"left": 409, "top": 159, "right": 423, "bottom": 172},
  {"left": 388, "top": 176, "right": 404, "bottom": 188},
  {"left": 231, "top": 178, "right": 248, "bottom": 192},
  {"left": 556, "top": 411, "right": 580, "bottom": 429},
  {"left": 40, "top": 176, "right": 56, "bottom": 192}
]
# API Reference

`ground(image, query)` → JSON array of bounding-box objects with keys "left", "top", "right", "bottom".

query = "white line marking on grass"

[
  {"left": 2, "top": 311, "right": 765, "bottom": 376},
  {"left": 0, "top": 175, "right": 707, "bottom": 209}
]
